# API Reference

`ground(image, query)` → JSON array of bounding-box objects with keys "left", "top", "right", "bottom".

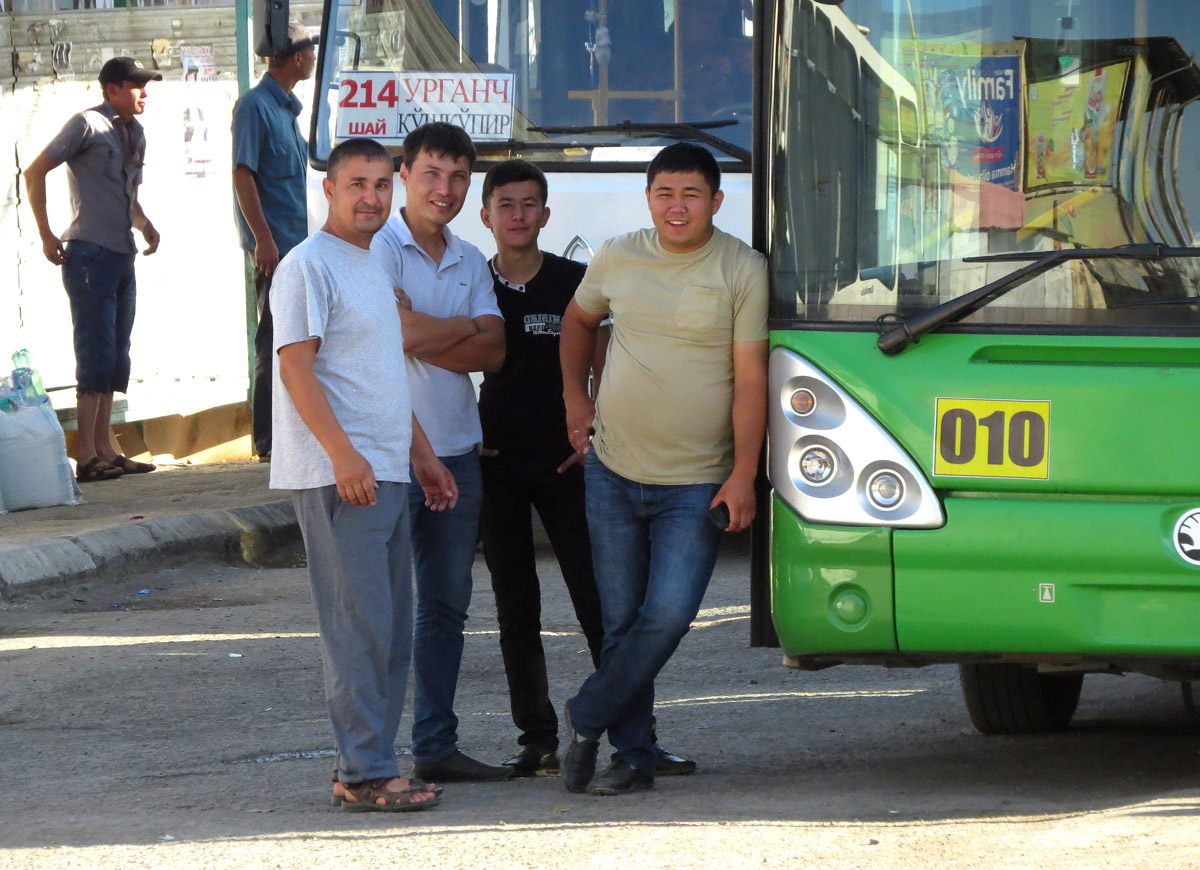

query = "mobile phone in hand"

[{"left": 707, "top": 502, "right": 730, "bottom": 531}]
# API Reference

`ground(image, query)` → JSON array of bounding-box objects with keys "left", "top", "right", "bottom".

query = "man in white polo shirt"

[{"left": 371, "top": 122, "right": 510, "bottom": 783}]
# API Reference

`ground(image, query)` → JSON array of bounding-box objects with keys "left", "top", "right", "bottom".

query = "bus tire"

[{"left": 958, "top": 663, "right": 1084, "bottom": 734}]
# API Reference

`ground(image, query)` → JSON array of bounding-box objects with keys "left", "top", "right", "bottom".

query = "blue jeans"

[
  {"left": 568, "top": 455, "right": 723, "bottom": 775},
  {"left": 61, "top": 240, "right": 136, "bottom": 395},
  {"left": 408, "top": 450, "right": 483, "bottom": 764}
]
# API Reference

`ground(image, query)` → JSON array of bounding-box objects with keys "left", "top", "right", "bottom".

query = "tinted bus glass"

[
  {"left": 769, "top": 0, "right": 1200, "bottom": 331},
  {"left": 314, "top": 0, "right": 753, "bottom": 167}
]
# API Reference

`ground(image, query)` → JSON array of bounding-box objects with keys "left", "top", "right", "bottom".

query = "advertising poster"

[
  {"left": 1026, "top": 61, "right": 1128, "bottom": 188},
  {"left": 910, "top": 42, "right": 1025, "bottom": 191},
  {"left": 179, "top": 45, "right": 217, "bottom": 175},
  {"left": 179, "top": 44, "right": 217, "bottom": 83},
  {"left": 334, "top": 71, "right": 515, "bottom": 143},
  {"left": 1023, "top": 189, "right": 1128, "bottom": 249}
]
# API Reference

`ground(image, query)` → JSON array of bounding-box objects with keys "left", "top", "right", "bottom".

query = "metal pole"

[
  {"left": 236, "top": 0, "right": 254, "bottom": 95},
  {"left": 235, "top": 0, "right": 257, "bottom": 415}
]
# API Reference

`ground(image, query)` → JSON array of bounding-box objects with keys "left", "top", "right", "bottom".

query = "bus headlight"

[
  {"left": 768, "top": 348, "right": 944, "bottom": 528},
  {"left": 799, "top": 446, "right": 836, "bottom": 484},
  {"left": 866, "top": 470, "right": 904, "bottom": 510}
]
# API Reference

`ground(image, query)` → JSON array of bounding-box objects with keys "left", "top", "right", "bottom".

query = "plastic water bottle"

[
  {"left": 10, "top": 349, "right": 48, "bottom": 407},
  {"left": 0, "top": 375, "right": 16, "bottom": 412}
]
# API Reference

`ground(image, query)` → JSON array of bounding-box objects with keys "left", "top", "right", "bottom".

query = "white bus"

[{"left": 281, "top": 0, "right": 756, "bottom": 256}]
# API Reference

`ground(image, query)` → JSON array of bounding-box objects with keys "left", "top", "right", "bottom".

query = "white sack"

[{"left": 0, "top": 403, "right": 82, "bottom": 511}]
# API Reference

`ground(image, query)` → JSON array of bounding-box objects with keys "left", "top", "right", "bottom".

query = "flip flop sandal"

[
  {"left": 76, "top": 457, "right": 123, "bottom": 482},
  {"left": 332, "top": 770, "right": 441, "bottom": 805},
  {"left": 113, "top": 454, "right": 156, "bottom": 474},
  {"left": 340, "top": 776, "right": 443, "bottom": 813}
]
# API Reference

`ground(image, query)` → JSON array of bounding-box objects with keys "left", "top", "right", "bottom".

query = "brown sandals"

[
  {"left": 339, "top": 776, "right": 443, "bottom": 812},
  {"left": 332, "top": 769, "right": 442, "bottom": 806},
  {"left": 113, "top": 455, "right": 156, "bottom": 474},
  {"left": 74, "top": 455, "right": 155, "bottom": 482},
  {"left": 76, "top": 457, "right": 123, "bottom": 482}
]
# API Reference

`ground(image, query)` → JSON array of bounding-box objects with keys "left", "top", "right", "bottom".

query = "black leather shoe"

[
  {"left": 562, "top": 703, "right": 599, "bottom": 794},
  {"left": 654, "top": 745, "right": 697, "bottom": 776},
  {"left": 587, "top": 760, "right": 653, "bottom": 796},
  {"left": 413, "top": 750, "right": 514, "bottom": 783},
  {"left": 502, "top": 745, "right": 560, "bottom": 777}
]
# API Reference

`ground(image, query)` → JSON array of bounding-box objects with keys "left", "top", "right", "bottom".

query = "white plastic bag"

[{"left": 0, "top": 403, "right": 82, "bottom": 510}]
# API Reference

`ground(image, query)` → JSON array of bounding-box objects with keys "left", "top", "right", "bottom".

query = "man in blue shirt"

[{"left": 232, "top": 22, "right": 317, "bottom": 463}]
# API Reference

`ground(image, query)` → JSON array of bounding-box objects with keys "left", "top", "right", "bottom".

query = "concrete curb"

[{"left": 0, "top": 500, "right": 300, "bottom": 602}]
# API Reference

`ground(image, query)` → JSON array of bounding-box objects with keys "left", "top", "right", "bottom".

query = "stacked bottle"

[{"left": 9, "top": 349, "right": 49, "bottom": 408}]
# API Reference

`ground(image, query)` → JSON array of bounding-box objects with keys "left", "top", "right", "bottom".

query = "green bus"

[{"left": 753, "top": 0, "right": 1200, "bottom": 733}]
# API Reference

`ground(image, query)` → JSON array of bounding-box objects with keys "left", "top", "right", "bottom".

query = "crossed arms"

[
  {"left": 392, "top": 288, "right": 505, "bottom": 373},
  {"left": 278, "top": 283, "right": 503, "bottom": 507}
]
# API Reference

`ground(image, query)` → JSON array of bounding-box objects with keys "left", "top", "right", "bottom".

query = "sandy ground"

[{"left": 2, "top": 532, "right": 1199, "bottom": 869}]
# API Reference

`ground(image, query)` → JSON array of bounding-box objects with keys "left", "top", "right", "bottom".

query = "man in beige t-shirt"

[{"left": 559, "top": 142, "right": 768, "bottom": 797}]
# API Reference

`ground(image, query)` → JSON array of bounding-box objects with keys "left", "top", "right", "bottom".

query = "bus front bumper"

[{"left": 772, "top": 494, "right": 1200, "bottom": 669}]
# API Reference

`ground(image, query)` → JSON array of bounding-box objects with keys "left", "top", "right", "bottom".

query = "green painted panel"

[
  {"left": 893, "top": 497, "right": 1200, "bottom": 655},
  {"left": 770, "top": 330, "right": 1200, "bottom": 496},
  {"left": 771, "top": 495, "right": 897, "bottom": 655}
]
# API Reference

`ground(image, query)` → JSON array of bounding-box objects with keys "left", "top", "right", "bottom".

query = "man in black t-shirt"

[{"left": 478, "top": 160, "right": 694, "bottom": 778}]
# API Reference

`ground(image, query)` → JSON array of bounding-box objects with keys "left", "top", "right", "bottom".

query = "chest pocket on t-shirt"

[{"left": 674, "top": 286, "right": 721, "bottom": 334}]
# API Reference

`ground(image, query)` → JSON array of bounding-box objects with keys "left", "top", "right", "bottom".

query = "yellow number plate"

[{"left": 933, "top": 398, "right": 1050, "bottom": 480}]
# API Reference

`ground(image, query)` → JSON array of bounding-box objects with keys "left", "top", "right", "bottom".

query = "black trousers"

[
  {"left": 480, "top": 451, "right": 604, "bottom": 749},
  {"left": 252, "top": 267, "right": 273, "bottom": 458}
]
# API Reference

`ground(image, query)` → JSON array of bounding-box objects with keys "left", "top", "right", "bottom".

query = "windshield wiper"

[
  {"left": 527, "top": 120, "right": 750, "bottom": 164},
  {"left": 876, "top": 244, "right": 1200, "bottom": 355}
]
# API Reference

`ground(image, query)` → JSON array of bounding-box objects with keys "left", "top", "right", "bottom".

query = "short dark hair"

[
  {"left": 646, "top": 142, "right": 721, "bottom": 195},
  {"left": 481, "top": 159, "right": 548, "bottom": 207},
  {"left": 327, "top": 137, "right": 393, "bottom": 180},
  {"left": 402, "top": 122, "right": 477, "bottom": 170}
]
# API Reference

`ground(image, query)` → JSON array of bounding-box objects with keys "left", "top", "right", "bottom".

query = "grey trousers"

[{"left": 292, "top": 481, "right": 413, "bottom": 783}]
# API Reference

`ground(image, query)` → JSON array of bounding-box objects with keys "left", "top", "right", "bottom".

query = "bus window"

[
  {"left": 313, "top": 0, "right": 754, "bottom": 169},
  {"left": 769, "top": 0, "right": 1200, "bottom": 330}
]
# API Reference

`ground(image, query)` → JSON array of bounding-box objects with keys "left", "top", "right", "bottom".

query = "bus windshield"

[
  {"left": 313, "top": 0, "right": 753, "bottom": 169},
  {"left": 769, "top": 0, "right": 1200, "bottom": 331}
]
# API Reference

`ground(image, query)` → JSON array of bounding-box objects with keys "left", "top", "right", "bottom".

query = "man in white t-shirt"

[
  {"left": 270, "top": 137, "right": 456, "bottom": 811},
  {"left": 370, "top": 122, "right": 510, "bottom": 783}
]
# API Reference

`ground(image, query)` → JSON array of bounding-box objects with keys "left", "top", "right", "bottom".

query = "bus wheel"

[{"left": 958, "top": 664, "right": 1084, "bottom": 734}]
